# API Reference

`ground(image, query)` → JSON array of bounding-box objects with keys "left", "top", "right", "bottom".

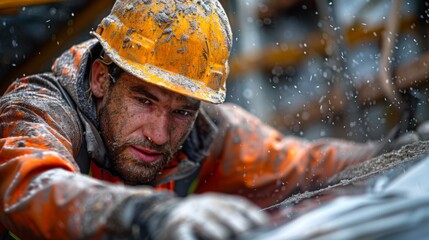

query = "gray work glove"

[
  {"left": 416, "top": 120, "right": 429, "bottom": 141},
  {"left": 371, "top": 90, "right": 429, "bottom": 156},
  {"left": 373, "top": 126, "right": 418, "bottom": 156},
  {"left": 130, "top": 193, "right": 268, "bottom": 240}
]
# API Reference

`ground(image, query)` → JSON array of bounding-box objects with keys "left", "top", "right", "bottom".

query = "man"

[{"left": 0, "top": 0, "right": 395, "bottom": 239}]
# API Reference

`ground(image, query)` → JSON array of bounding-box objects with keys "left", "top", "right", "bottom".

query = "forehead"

[{"left": 118, "top": 72, "right": 200, "bottom": 104}]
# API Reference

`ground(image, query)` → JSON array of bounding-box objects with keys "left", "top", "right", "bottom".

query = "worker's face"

[{"left": 92, "top": 64, "right": 200, "bottom": 184}]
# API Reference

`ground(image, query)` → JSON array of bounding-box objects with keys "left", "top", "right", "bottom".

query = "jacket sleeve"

[
  {"left": 196, "top": 103, "right": 378, "bottom": 208},
  {"left": 0, "top": 74, "right": 171, "bottom": 239}
]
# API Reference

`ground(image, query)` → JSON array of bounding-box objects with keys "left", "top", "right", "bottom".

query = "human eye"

[
  {"left": 173, "top": 109, "right": 194, "bottom": 118},
  {"left": 136, "top": 97, "right": 151, "bottom": 105}
]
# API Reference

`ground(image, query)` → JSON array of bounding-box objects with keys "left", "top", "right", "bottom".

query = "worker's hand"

[
  {"left": 380, "top": 131, "right": 419, "bottom": 154},
  {"left": 374, "top": 120, "right": 429, "bottom": 156},
  {"left": 132, "top": 193, "right": 269, "bottom": 240},
  {"left": 374, "top": 126, "right": 419, "bottom": 156},
  {"left": 416, "top": 121, "right": 429, "bottom": 141}
]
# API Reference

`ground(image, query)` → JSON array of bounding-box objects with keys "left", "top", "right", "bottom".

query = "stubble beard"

[{"left": 109, "top": 138, "right": 174, "bottom": 185}]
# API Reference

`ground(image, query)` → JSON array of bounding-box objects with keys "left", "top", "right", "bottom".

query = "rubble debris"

[{"left": 267, "top": 140, "right": 429, "bottom": 211}]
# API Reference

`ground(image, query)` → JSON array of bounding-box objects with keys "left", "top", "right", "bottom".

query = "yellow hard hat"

[{"left": 91, "top": 0, "right": 232, "bottom": 104}]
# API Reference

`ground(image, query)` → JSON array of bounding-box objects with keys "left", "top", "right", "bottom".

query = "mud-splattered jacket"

[{"left": 0, "top": 39, "right": 377, "bottom": 239}]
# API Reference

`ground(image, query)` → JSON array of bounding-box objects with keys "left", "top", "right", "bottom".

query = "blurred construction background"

[{"left": 1, "top": 0, "right": 429, "bottom": 142}]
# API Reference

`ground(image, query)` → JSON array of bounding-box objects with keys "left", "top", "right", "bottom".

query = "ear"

[{"left": 90, "top": 60, "right": 110, "bottom": 98}]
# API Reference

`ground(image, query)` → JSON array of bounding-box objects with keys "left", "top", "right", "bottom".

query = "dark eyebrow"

[
  {"left": 130, "top": 86, "right": 159, "bottom": 101},
  {"left": 130, "top": 85, "right": 201, "bottom": 111},
  {"left": 172, "top": 94, "right": 201, "bottom": 111},
  {"left": 180, "top": 100, "right": 201, "bottom": 111}
]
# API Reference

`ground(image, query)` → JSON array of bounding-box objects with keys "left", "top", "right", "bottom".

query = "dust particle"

[{"left": 126, "top": 5, "right": 134, "bottom": 11}]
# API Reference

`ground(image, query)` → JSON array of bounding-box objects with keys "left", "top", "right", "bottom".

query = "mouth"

[{"left": 130, "top": 146, "right": 163, "bottom": 163}]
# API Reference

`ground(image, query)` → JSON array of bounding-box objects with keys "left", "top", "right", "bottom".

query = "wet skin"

[{"left": 91, "top": 60, "right": 200, "bottom": 185}]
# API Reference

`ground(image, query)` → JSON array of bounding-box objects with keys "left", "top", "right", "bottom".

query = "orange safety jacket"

[{"left": 0, "top": 39, "right": 378, "bottom": 239}]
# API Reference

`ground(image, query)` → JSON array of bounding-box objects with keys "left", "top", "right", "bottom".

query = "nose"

[{"left": 145, "top": 111, "right": 170, "bottom": 146}]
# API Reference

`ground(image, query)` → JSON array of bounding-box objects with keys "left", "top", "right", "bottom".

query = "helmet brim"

[{"left": 91, "top": 32, "right": 226, "bottom": 104}]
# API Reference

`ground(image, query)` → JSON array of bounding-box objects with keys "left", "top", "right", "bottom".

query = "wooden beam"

[
  {"left": 0, "top": 0, "right": 64, "bottom": 9},
  {"left": 270, "top": 51, "right": 429, "bottom": 132},
  {"left": 1, "top": 0, "right": 115, "bottom": 94},
  {"left": 0, "top": 0, "right": 64, "bottom": 15},
  {"left": 257, "top": 0, "right": 315, "bottom": 20},
  {"left": 229, "top": 31, "right": 327, "bottom": 78},
  {"left": 229, "top": 16, "right": 417, "bottom": 79}
]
